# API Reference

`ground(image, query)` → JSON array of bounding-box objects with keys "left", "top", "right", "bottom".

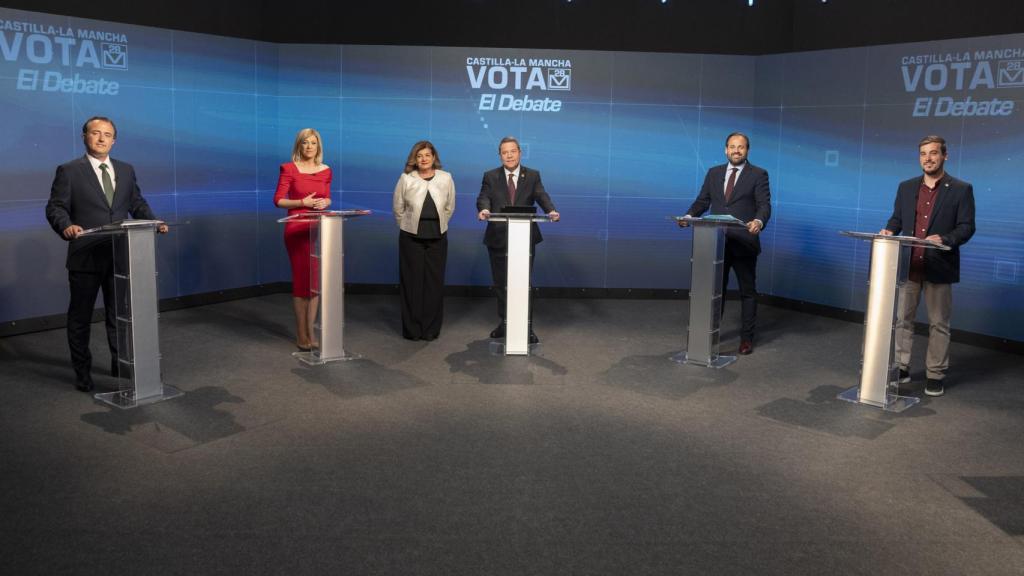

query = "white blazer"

[{"left": 393, "top": 169, "right": 456, "bottom": 235}]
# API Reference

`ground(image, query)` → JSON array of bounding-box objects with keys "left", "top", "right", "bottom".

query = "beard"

[{"left": 922, "top": 161, "right": 944, "bottom": 177}]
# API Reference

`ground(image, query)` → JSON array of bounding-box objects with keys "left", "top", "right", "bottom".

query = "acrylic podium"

[
  {"left": 278, "top": 209, "right": 370, "bottom": 365},
  {"left": 79, "top": 220, "right": 181, "bottom": 409},
  {"left": 486, "top": 212, "right": 553, "bottom": 356},
  {"left": 837, "top": 231, "right": 950, "bottom": 412},
  {"left": 672, "top": 214, "right": 747, "bottom": 368}
]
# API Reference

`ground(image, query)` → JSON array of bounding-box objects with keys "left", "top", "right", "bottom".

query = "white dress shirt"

[
  {"left": 504, "top": 165, "right": 522, "bottom": 189},
  {"left": 724, "top": 161, "right": 745, "bottom": 194},
  {"left": 86, "top": 154, "right": 116, "bottom": 191}
]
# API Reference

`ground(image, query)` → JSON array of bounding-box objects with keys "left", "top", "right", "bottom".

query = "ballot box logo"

[
  {"left": 466, "top": 54, "right": 572, "bottom": 113},
  {"left": 547, "top": 68, "right": 571, "bottom": 91},
  {"left": 101, "top": 43, "right": 127, "bottom": 69},
  {"left": 900, "top": 46, "right": 1022, "bottom": 118},
  {"left": 3, "top": 15, "right": 129, "bottom": 95},
  {"left": 997, "top": 59, "right": 1024, "bottom": 88}
]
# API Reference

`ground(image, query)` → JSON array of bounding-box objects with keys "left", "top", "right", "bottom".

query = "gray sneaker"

[{"left": 925, "top": 379, "right": 944, "bottom": 397}]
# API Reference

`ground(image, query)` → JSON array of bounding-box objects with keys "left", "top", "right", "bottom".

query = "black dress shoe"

[
  {"left": 490, "top": 323, "right": 506, "bottom": 338},
  {"left": 738, "top": 340, "right": 753, "bottom": 355},
  {"left": 75, "top": 377, "right": 94, "bottom": 393},
  {"left": 528, "top": 330, "right": 540, "bottom": 345}
]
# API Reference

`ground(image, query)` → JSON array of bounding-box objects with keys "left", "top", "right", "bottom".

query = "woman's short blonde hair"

[{"left": 291, "top": 128, "right": 324, "bottom": 165}]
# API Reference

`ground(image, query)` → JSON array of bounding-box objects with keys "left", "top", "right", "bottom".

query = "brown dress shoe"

[{"left": 738, "top": 340, "right": 753, "bottom": 355}]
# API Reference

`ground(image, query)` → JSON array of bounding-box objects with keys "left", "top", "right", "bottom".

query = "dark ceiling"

[{"left": 1, "top": 0, "right": 1021, "bottom": 54}]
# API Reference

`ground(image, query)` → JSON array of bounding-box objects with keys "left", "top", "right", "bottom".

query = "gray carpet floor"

[{"left": 1, "top": 294, "right": 1022, "bottom": 575}]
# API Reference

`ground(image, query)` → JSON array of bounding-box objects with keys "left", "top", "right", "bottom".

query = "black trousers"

[
  {"left": 67, "top": 267, "right": 117, "bottom": 379},
  {"left": 399, "top": 231, "right": 447, "bottom": 339},
  {"left": 487, "top": 247, "right": 534, "bottom": 323},
  {"left": 722, "top": 241, "right": 758, "bottom": 341}
]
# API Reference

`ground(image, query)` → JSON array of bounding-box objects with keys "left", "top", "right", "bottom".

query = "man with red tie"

[
  {"left": 476, "top": 137, "right": 560, "bottom": 344},
  {"left": 880, "top": 135, "right": 975, "bottom": 397},
  {"left": 681, "top": 132, "right": 771, "bottom": 355}
]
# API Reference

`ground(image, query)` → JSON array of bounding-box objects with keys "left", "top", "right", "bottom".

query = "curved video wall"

[{"left": 0, "top": 7, "right": 1020, "bottom": 341}]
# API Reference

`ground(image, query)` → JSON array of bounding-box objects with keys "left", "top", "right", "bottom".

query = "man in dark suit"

[
  {"left": 681, "top": 132, "right": 771, "bottom": 355},
  {"left": 45, "top": 116, "right": 168, "bottom": 392},
  {"left": 880, "top": 135, "right": 975, "bottom": 397},
  {"left": 476, "top": 136, "right": 559, "bottom": 343}
]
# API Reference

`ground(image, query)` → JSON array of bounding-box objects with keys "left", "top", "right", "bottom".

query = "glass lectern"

[
  {"left": 838, "top": 231, "right": 950, "bottom": 412},
  {"left": 672, "top": 214, "right": 747, "bottom": 368},
  {"left": 278, "top": 210, "right": 371, "bottom": 365},
  {"left": 79, "top": 220, "right": 181, "bottom": 409}
]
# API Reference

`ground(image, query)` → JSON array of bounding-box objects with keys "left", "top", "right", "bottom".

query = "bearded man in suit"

[
  {"left": 880, "top": 135, "right": 975, "bottom": 397},
  {"left": 681, "top": 132, "right": 771, "bottom": 355}
]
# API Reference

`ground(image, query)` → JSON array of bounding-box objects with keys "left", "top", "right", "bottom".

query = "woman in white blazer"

[{"left": 393, "top": 141, "right": 456, "bottom": 340}]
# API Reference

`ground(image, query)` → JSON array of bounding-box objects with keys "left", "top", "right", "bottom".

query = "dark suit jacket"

[
  {"left": 885, "top": 173, "right": 975, "bottom": 284},
  {"left": 476, "top": 165, "right": 556, "bottom": 250},
  {"left": 45, "top": 156, "right": 157, "bottom": 272},
  {"left": 686, "top": 162, "right": 772, "bottom": 255}
]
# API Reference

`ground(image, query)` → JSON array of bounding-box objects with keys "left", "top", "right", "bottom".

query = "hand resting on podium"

[
  {"left": 63, "top": 221, "right": 169, "bottom": 239},
  {"left": 878, "top": 228, "right": 946, "bottom": 246},
  {"left": 478, "top": 208, "right": 560, "bottom": 222},
  {"left": 677, "top": 214, "right": 760, "bottom": 234}
]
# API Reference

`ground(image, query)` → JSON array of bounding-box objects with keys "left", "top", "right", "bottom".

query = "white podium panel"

[
  {"left": 486, "top": 213, "right": 553, "bottom": 357},
  {"left": 505, "top": 219, "right": 532, "bottom": 355}
]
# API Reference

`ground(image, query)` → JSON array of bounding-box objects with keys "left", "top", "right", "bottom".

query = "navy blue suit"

[
  {"left": 45, "top": 155, "right": 158, "bottom": 381},
  {"left": 476, "top": 165, "right": 556, "bottom": 321},
  {"left": 686, "top": 162, "right": 772, "bottom": 342},
  {"left": 476, "top": 165, "right": 555, "bottom": 250}
]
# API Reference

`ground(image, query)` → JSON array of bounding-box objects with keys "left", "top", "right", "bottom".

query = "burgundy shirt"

[{"left": 909, "top": 179, "right": 939, "bottom": 282}]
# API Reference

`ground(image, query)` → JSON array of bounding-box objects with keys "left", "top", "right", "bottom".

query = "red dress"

[{"left": 273, "top": 162, "right": 332, "bottom": 297}]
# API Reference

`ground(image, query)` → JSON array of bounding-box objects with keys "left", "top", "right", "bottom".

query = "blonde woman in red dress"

[{"left": 274, "top": 128, "right": 331, "bottom": 350}]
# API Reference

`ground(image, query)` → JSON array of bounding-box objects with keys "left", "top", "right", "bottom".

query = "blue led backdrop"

[{"left": 0, "top": 8, "right": 1020, "bottom": 341}]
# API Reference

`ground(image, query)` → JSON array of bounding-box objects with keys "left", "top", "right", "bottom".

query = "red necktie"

[
  {"left": 507, "top": 172, "right": 516, "bottom": 204},
  {"left": 724, "top": 167, "right": 738, "bottom": 202}
]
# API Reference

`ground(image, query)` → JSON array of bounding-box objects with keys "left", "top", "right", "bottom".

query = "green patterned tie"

[{"left": 99, "top": 163, "right": 114, "bottom": 206}]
